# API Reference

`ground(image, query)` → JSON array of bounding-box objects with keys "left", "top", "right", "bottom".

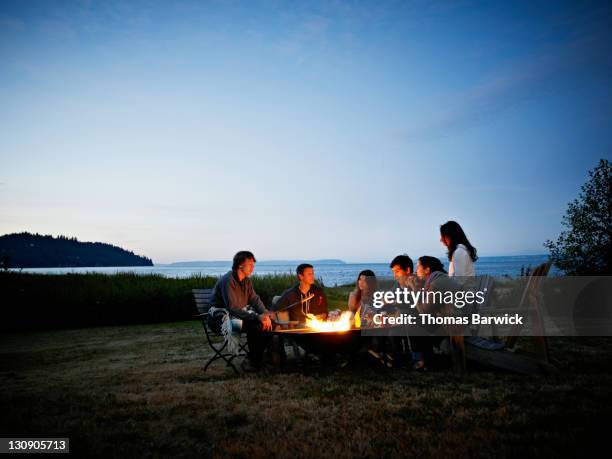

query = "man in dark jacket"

[
  {"left": 210, "top": 250, "right": 274, "bottom": 370},
  {"left": 272, "top": 263, "right": 328, "bottom": 324}
]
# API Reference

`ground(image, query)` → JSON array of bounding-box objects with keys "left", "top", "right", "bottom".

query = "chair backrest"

[
  {"left": 192, "top": 288, "right": 214, "bottom": 314},
  {"left": 505, "top": 262, "right": 551, "bottom": 348},
  {"left": 469, "top": 275, "right": 494, "bottom": 336},
  {"left": 474, "top": 275, "right": 494, "bottom": 312},
  {"left": 517, "top": 262, "right": 551, "bottom": 310}
]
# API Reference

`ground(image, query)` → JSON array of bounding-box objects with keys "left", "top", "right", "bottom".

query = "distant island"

[
  {"left": 161, "top": 259, "right": 346, "bottom": 267},
  {"left": 0, "top": 232, "right": 153, "bottom": 269}
]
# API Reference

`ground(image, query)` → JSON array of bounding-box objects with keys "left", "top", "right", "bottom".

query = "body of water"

[{"left": 17, "top": 255, "right": 554, "bottom": 286}]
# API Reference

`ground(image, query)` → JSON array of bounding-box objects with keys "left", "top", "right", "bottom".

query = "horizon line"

[{"left": 158, "top": 254, "right": 551, "bottom": 265}]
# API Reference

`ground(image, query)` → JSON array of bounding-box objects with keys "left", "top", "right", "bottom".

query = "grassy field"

[{"left": 1, "top": 321, "right": 611, "bottom": 458}]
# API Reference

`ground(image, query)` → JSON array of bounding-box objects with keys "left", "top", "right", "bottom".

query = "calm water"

[{"left": 17, "top": 255, "right": 554, "bottom": 286}]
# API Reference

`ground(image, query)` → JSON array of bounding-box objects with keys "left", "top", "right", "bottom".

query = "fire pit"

[
  {"left": 271, "top": 327, "right": 363, "bottom": 355},
  {"left": 271, "top": 311, "right": 364, "bottom": 355}
]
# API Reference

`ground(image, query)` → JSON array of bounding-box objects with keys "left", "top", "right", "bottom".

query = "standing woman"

[{"left": 440, "top": 221, "right": 477, "bottom": 277}]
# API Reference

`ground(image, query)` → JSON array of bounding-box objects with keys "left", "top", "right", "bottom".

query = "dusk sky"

[{"left": 1, "top": 0, "right": 611, "bottom": 263}]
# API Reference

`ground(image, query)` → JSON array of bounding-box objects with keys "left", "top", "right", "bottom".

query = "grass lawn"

[{"left": 1, "top": 321, "right": 611, "bottom": 458}]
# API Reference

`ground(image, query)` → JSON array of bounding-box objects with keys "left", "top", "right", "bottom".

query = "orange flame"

[{"left": 305, "top": 311, "right": 355, "bottom": 332}]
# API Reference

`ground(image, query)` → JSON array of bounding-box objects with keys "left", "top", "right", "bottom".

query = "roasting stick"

[
  {"left": 273, "top": 294, "right": 315, "bottom": 314},
  {"left": 301, "top": 293, "right": 312, "bottom": 317}
]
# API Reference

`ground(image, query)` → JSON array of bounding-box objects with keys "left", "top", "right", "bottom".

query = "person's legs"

[
  {"left": 410, "top": 335, "right": 445, "bottom": 369},
  {"left": 409, "top": 336, "right": 433, "bottom": 355},
  {"left": 409, "top": 336, "right": 434, "bottom": 369},
  {"left": 389, "top": 336, "right": 406, "bottom": 367},
  {"left": 242, "top": 319, "right": 271, "bottom": 366}
]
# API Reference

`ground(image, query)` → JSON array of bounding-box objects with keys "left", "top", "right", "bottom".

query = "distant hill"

[
  {"left": 0, "top": 232, "right": 153, "bottom": 269},
  {"left": 162, "top": 259, "right": 346, "bottom": 267}
]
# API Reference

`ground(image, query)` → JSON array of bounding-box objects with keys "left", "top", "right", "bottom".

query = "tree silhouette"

[
  {"left": 0, "top": 232, "right": 153, "bottom": 268},
  {"left": 545, "top": 159, "right": 612, "bottom": 275}
]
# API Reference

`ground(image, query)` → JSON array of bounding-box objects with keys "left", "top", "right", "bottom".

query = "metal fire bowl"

[{"left": 271, "top": 328, "right": 363, "bottom": 355}]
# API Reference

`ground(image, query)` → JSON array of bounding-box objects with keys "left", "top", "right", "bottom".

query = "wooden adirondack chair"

[{"left": 460, "top": 262, "right": 558, "bottom": 375}]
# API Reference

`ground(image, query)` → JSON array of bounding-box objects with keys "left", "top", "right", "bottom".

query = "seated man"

[
  {"left": 210, "top": 250, "right": 274, "bottom": 371},
  {"left": 272, "top": 263, "right": 328, "bottom": 325},
  {"left": 388, "top": 253, "right": 422, "bottom": 313},
  {"left": 390, "top": 254, "right": 417, "bottom": 289},
  {"left": 384, "top": 254, "right": 418, "bottom": 367}
]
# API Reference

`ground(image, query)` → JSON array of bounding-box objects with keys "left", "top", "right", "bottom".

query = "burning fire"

[{"left": 305, "top": 311, "right": 355, "bottom": 332}]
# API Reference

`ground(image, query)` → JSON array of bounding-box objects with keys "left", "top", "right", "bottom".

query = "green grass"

[
  {"left": 1, "top": 272, "right": 340, "bottom": 331},
  {"left": 2, "top": 322, "right": 611, "bottom": 457}
]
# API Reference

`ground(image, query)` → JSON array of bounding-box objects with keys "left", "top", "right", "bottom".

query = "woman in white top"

[{"left": 440, "top": 221, "right": 477, "bottom": 277}]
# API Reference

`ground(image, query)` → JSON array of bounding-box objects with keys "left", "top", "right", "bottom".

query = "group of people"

[{"left": 209, "top": 220, "right": 478, "bottom": 371}]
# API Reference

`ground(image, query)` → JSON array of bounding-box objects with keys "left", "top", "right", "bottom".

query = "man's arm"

[
  {"left": 245, "top": 279, "right": 274, "bottom": 330},
  {"left": 270, "top": 289, "right": 290, "bottom": 312},
  {"left": 246, "top": 279, "right": 267, "bottom": 315}
]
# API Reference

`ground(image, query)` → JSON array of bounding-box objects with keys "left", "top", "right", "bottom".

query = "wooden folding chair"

[
  {"left": 192, "top": 288, "right": 248, "bottom": 374},
  {"left": 270, "top": 295, "right": 303, "bottom": 367}
]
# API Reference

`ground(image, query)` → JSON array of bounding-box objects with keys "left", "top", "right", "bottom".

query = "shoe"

[
  {"left": 412, "top": 360, "right": 427, "bottom": 371},
  {"left": 240, "top": 359, "right": 262, "bottom": 373},
  {"left": 436, "top": 338, "right": 450, "bottom": 355},
  {"left": 368, "top": 349, "right": 382, "bottom": 360},
  {"left": 368, "top": 349, "right": 393, "bottom": 368}
]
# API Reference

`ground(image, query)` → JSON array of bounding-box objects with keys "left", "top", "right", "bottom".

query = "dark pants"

[
  {"left": 387, "top": 336, "right": 408, "bottom": 366},
  {"left": 409, "top": 336, "right": 443, "bottom": 363},
  {"left": 242, "top": 319, "right": 271, "bottom": 365}
]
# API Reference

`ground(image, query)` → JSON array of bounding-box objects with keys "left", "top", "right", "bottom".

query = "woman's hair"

[
  {"left": 418, "top": 256, "right": 447, "bottom": 274},
  {"left": 440, "top": 221, "right": 478, "bottom": 262},
  {"left": 353, "top": 269, "right": 378, "bottom": 306}
]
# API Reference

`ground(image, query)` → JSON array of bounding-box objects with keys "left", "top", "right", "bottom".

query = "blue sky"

[{"left": 1, "top": 0, "right": 611, "bottom": 263}]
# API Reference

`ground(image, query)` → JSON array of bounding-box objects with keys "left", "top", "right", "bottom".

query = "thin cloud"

[{"left": 400, "top": 17, "right": 612, "bottom": 142}]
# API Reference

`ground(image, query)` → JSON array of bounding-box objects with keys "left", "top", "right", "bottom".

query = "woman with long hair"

[
  {"left": 348, "top": 269, "right": 404, "bottom": 367},
  {"left": 410, "top": 256, "right": 454, "bottom": 371},
  {"left": 440, "top": 221, "right": 477, "bottom": 277},
  {"left": 348, "top": 269, "right": 378, "bottom": 326}
]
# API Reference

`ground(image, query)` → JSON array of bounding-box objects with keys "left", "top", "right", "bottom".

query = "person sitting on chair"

[
  {"left": 387, "top": 254, "right": 420, "bottom": 367},
  {"left": 272, "top": 263, "right": 328, "bottom": 325},
  {"left": 348, "top": 269, "right": 379, "bottom": 326},
  {"left": 410, "top": 255, "right": 461, "bottom": 371},
  {"left": 210, "top": 250, "right": 274, "bottom": 371}
]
